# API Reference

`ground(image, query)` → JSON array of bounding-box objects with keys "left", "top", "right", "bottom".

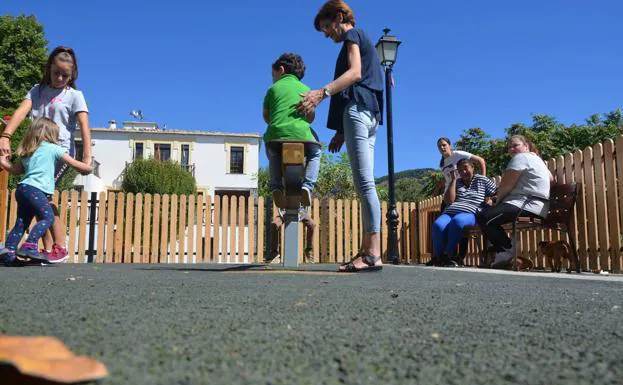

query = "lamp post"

[{"left": 375, "top": 28, "right": 402, "bottom": 265}]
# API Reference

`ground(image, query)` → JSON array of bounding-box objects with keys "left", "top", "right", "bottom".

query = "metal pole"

[
  {"left": 385, "top": 64, "right": 400, "bottom": 264},
  {"left": 86, "top": 191, "right": 97, "bottom": 263}
]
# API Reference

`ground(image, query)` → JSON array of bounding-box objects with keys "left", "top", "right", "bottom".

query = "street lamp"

[{"left": 375, "top": 28, "right": 402, "bottom": 265}]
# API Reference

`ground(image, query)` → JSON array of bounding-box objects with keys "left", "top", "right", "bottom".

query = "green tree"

[
  {"left": 0, "top": 15, "right": 48, "bottom": 189},
  {"left": 254, "top": 166, "right": 270, "bottom": 198},
  {"left": 55, "top": 167, "right": 78, "bottom": 192},
  {"left": 0, "top": 15, "right": 47, "bottom": 110},
  {"left": 454, "top": 127, "right": 490, "bottom": 156},
  {"left": 394, "top": 178, "right": 423, "bottom": 202},
  {"left": 376, "top": 184, "right": 388, "bottom": 201},
  {"left": 314, "top": 151, "right": 356, "bottom": 199},
  {"left": 419, "top": 108, "right": 623, "bottom": 199},
  {"left": 122, "top": 158, "right": 196, "bottom": 195}
]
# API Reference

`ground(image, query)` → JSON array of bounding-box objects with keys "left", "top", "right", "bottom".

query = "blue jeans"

[
  {"left": 343, "top": 102, "right": 380, "bottom": 233},
  {"left": 432, "top": 212, "right": 476, "bottom": 258},
  {"left": 5, "top": 183, "right": 55, "bottom": 250},
  {"left": 266, "top": 136, "right": 321, "bottom": 192}
]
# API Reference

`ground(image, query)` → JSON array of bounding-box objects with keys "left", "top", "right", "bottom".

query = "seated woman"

[
  {"left": 431, "top": 159, "right": 497, "bottom": 266},
  {"left": 476, "top": 135, "right": 553, "bottom": 269}
]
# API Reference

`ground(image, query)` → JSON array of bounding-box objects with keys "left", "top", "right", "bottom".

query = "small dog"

[{"left": 538, "top": 240, "right": 573, "bottom": 272}]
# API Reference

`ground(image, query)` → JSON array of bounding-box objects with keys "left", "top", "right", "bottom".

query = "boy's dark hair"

[{"left": 272, "top": 53, "right": 306, "bottom": 80}]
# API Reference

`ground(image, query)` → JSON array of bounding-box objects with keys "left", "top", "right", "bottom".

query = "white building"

[{"left": 74, "top": 121, "right": 260, "bottom": 196}]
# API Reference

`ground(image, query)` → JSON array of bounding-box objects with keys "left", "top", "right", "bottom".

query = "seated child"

[
  {"left": 263, "top": 53, "right": 321, "bottom": 208},
  {"left": 0, "top": 118, "right": 92, "bottom": 266}
]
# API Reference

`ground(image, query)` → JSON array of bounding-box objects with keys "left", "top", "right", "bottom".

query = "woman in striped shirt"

[{"left": 431, "top": 159, "right": 498, "bottom": 266}]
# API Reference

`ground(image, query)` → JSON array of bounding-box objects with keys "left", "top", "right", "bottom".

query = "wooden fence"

[
  {"left": 418, "top": 136, "right": 623, "bottom": 273},
  {"left": 0, "top": 189, "right": 418, "bottom": 265},
  {"left": 1, "top": 134, "right": 622, "bottom": 271}
]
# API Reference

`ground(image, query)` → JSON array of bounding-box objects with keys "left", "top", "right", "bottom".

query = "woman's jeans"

[
  {"left": 343, "top": 102, "right": 381, "bottom": 233},
  {"left": 266, "top": 141, "right": 321, "bottom": 193},
  {"left": 432, "top": 212, "right": 476, "bottom": 259}
]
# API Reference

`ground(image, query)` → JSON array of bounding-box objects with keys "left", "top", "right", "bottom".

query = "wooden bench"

[{"left": 463, "top": 182, "right": 580, "bottom": 272}]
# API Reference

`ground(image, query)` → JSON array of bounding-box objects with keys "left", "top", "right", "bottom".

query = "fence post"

[
  {"left": 415, "top": 201, "right": 421, "bottom": 264},
  {"left": 86, "top": 191, "right": 98, "bottom": 263}
]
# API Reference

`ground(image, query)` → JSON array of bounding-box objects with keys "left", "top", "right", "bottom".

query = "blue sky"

[{"left": 5, "top": 0, "right": 623, "bottom": 176}]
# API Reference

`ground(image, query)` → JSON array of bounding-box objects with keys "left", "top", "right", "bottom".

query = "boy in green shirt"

[{"left": 263, "top": 53, "right": 321, "bottom": 207}]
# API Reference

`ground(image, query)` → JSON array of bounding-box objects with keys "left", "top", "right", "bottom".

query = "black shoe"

[{"left": 443, "top": 260, "right": 461, "bottom": 268}]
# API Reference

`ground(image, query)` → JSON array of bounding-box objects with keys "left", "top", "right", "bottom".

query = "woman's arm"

[
  {"left": 324, "top": 42, "right": 362, "bottom": 95},
  {"left": 471, "top": 155, "right": 487, "bottom": 176},
  {"left": 76, "top": 112, "right": 92, "bottom": 166},
  {"left": 492, "top": 169, "right": 521, "bottom": 204},
  {"left": 61, "top": 153, "right": 92, "bottom": 175},
  {"left": 444, "top": 172, "right": 457, "bottom": 204},
  {"left": 297, "top": 42, "right": 362, "bottom": 114},
  {"left": 0, "top": 99, "right": 32, "bottom": 156},
  {"left": 0, "top": 156, "right": 24, "bottom": 175}
]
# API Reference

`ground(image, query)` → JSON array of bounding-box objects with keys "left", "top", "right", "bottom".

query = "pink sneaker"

[{"left": 47, "top": 244, "right": 69, "bottom": 264}]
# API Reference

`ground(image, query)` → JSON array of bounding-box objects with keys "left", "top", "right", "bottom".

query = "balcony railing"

[
  {"left": 181, "top": 163, "right": 196, "bottom": 177},
  {"left": 124, "top": 161, "right": 196, "bottom": 178}
]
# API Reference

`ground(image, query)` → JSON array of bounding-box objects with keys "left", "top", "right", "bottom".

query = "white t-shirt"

[
  {"left": 441, "top": 150, "right": 473, "bottom": 192},
  {"left": 26, "top": 84, "right": 89, "bottom": 156},
  {"left": 503, "top": 152, "right": 551, "bottom": 217}
]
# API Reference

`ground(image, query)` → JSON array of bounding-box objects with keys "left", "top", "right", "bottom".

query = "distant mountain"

[{"left": 375, "top": 168, "right": 435, "bottom": 185}]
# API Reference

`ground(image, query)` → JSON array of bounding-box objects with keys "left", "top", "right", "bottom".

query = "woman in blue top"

[{"left": 298, "top": 0, "right": 384, "bottom": 273}]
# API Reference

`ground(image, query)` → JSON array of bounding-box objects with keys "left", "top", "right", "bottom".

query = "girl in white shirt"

[{"left": 437, "top": 137, "right": 487, "bottom": 195}]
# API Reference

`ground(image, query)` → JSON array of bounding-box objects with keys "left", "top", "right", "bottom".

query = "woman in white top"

[
  {"left": 437, "top": 137, "right": 487, "bottom": 196},
  {"left": 476, "top": 135, "right": 553, "bottom": 269}
]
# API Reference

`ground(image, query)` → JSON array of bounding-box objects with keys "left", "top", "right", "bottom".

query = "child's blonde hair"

[{"left": 16, "top": 118, "right": 60, "bottom": 157}]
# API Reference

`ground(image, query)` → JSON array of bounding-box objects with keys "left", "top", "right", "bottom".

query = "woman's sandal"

[
  {"left": 339, "top": 253, "right": 361, "bottom": 267},
  {"left": 338, "top": 254, "right": 383, "bottom": 273}
]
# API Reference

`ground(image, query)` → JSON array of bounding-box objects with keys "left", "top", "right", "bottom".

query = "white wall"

[
  {"left": 84, "top": 128, "right": 260, "bottom": 193},
  {"left": 90, "top": 130, "right": 133, "bottom": 190}
]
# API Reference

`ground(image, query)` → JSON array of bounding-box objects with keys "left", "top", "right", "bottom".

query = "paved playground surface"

[{"left": 1, "top": 264, "right": 622, "bottom": 384}]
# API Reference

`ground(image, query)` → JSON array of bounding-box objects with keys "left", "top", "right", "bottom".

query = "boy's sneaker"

[
  {"left": 304, "top": 247, "right": 315, "bottom": 264},
  {"left": 47, "top": 244, "right": 69, "bottom": 264},
  {"left": 301, "top": 187, "right": 312, "bottom": 207},
  {"left": 272, "top": 189, "right": 285, "bottom": 209},
  {"left": 16, "top": 242, "right": 48, "bottom": 263}
]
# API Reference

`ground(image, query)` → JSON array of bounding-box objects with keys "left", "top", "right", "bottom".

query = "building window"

[
  {"left": 154, "top": 143, "right": 171, "bottom": 161},
  {"left": 134, "top": 142, "right": 144, "bottom": 160},
  {"left": 229, "top": 146, "right": 244, "bottom": 174},
  {"left": 181, "top": 144, "right": 189, "bottom": 166}
]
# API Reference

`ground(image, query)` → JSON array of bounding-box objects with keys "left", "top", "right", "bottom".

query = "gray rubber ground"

[{"left": 1, "top": 264, "right": 622, "bottom": 385}]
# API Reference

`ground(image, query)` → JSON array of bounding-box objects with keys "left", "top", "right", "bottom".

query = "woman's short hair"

[
  {"left": 272, "top": 53, "right": 306, "bottom": 80},
  {"left": 314, "top": 0, "right": 356, "bottom": 31},
  {"left": 456, "top": 158, "right": 473, "bottom": 168}
]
